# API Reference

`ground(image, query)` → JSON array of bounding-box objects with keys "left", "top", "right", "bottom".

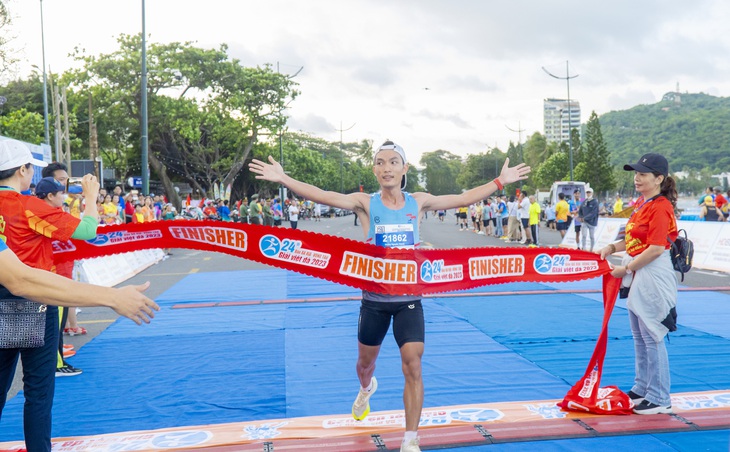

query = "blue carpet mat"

[
  {"left": 436, "top": 430, "right": 730, "bottom": 451},
  {"left": 154, "top": 269, "right": 289, "bottom": 305},
  {"left": 1, "top": 269, "right": 728, "bottom": 451}
]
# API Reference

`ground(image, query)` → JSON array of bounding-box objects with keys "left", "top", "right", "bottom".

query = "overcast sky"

[{"left": 6, "top": 0, "right": 730, "bottom": 165}]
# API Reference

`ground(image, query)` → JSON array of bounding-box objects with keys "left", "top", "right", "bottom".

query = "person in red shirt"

[
  {"left": 713, "top": 187, "right": 727, "bottom": 214},
  {"left": 599, "top": 153, "right": 678, "bottom": 416},
  {"left": 35, "top": 177, "right": 86, "bottom": 376},
  {"left": 203, "top": 200, "right": 218, "bottom": 219},
  {"left": 0, "top": 139, "right": 101, "bottom": 451},
  {"left": 124, "top": 193, "right": 137, "bottom": 223},
  {"left": 42, "top": 163, "right": 87, "bottom": 373}
]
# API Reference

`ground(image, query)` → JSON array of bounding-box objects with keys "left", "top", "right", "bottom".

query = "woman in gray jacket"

[{"left": 599, "top": 153, "right": 678, "bottom": 415}]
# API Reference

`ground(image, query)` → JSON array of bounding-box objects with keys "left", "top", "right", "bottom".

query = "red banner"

[
  {"left": 52, "top": 220, "right": 611, "bottom": 296},
  {"left": 559, "top": 276, "right": 633, "bottom": 415},
  {"left": 52, "top": 220, "right": 626, "bottom": 415}
]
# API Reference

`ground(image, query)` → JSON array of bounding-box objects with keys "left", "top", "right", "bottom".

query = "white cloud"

[{"left": 6, "top": 0, "right": 730, "bottom": 165}]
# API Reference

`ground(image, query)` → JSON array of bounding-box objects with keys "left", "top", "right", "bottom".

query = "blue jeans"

[
  {"left": 0, "top": 305, "right": 58, "bottom": 452},
  {"left": 629, "top": 310, "right": 671, "bottom": 406},
  {"left": 495, "top": 217, "right": 504, "bottom": 236}
]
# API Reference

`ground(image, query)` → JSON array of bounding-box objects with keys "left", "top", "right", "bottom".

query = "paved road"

[{"left": 7, "top": 213, "right": 728, "bottom": 399}]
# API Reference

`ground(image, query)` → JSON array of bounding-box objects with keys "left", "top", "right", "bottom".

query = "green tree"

[
  {"left": 575, "top": 111, "right": 615, "bottom": 193},
  {"left": 280, "top": 132, "right": 345, "bottom": 193},
  {"left": 533, "top": 152, "right": 569, "bottom": 188},
  {"left": 0, "top": 108, "right": 44, "bottom": 144},
  {"left": 457, "top": 153, "right": 484, "bottom": 189},
  {"left": 522, "top": 132, "right": 550, "bottom": 172},
  {"left": 613, "top": 167, "right": 634, "bottom": 195},
  {"left": 456, "top": 150, "right": 503, "bottom": 190},
  {"left": 268, "top": 132, "right": 384, "bottom": 200},
  {"left": 570, "top": 128, "right": 583, "bottom": 166},
  {"left": 64, "top": 34, "right": 299, "bottom": 206},
  {"left": 0, "top": 75, "right": 44, "bottom": 116},
  {"left": 599, "top": 92, "right": 730, "bottom": 171},
  {"left": 419, "top": 150, "right": 463, "bottom": 195},
  {"left": 0, "top": 1, "right": 19, "bottom": 78},
  {"left": 506, "top": 141, "right": 522, "bottom": 166}
]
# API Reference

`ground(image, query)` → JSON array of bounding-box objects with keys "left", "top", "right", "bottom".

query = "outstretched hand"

[
  {"left": 499, "top": 158, "right": 531, "bottom": 185},
  {"left": 112, "top": 282, "right": 160, "bottom": 325},
  {"left": 249, "top": 156, "right": 284, "bottom": 183}
]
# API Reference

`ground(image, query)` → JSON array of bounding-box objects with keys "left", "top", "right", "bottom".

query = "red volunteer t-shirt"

[
  {"left": 715, "top": 193, "right": 728, "bottom": 210},
  {"left": 0, "top": 189, "right": 80, "bottom": 272},
  {"left": 624, "top": 195, "right": 678, "bottom": 257}
]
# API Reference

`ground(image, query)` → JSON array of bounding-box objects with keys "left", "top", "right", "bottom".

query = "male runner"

[{"left": 250, "top": 140, "right": 529, "bottom": 452}]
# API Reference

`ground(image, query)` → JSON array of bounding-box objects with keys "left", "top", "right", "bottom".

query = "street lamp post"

[
  {"left": 542, "top": 61, "right": 579, "bottom": 181},
  {"left": 140, "top": 0, "right": 150, "bottom": 195},
  {"left": 335, "top": 121, "right": 355, "bottom": 193},
  {"left": 39, "top": 0, "right": 51, "bottom": 154}
]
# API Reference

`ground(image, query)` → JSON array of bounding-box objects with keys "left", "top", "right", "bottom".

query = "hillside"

[{"left": 599, "top": 92, "right": 730, "bottom": 171}]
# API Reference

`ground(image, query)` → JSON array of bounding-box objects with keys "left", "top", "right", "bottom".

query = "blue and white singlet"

[{"left": 363, "top": 192, "right": 420, "bottom": 303}]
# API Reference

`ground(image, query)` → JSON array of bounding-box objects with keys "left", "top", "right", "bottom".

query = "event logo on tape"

[{"left": 52, "top": 220, "right": 611, "bottom": 296}]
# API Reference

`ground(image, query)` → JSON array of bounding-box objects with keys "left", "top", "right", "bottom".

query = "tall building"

[{"left": 543, "top": 98, "right": 581, "bottom": 143}]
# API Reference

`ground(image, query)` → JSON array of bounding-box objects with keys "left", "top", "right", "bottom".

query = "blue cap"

[
  {"left": 68, "top": 185, "right": 83, "bottom": 194},
  {"left": 35, "top": 177, "right": 65, "bottom": 197}
]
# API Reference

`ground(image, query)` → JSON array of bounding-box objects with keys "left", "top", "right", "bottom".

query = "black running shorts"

[{"left": 358, "top": 299, "right": 424, "bottom": 348}]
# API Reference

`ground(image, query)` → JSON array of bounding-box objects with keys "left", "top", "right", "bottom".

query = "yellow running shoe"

[{"left": 352, "top": 376, "right": 378, "bottom": 420}]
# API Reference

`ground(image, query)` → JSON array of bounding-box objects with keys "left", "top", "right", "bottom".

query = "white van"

[{"left": 546, "top": 181, "right": 591, "bottom": 207}]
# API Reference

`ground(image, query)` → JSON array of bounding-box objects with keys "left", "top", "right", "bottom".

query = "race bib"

[{"left": 375, "top": 224, "right": 415, "bottom": 248}]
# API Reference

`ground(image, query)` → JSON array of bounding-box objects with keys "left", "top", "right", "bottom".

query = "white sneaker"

[
  {"left": 352, "top": 376, "right": 377, "bottom": 420},
  {"left": 400, "top": 438, "right": 421, "bottom": 452}
]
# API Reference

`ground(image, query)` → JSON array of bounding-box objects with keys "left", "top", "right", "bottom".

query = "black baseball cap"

[
  {"left": 623, "top": 153, "right": 669, "bottom": 177},
  {"left": 35, "top": 177, "right": 65, "bottom": 197}
]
